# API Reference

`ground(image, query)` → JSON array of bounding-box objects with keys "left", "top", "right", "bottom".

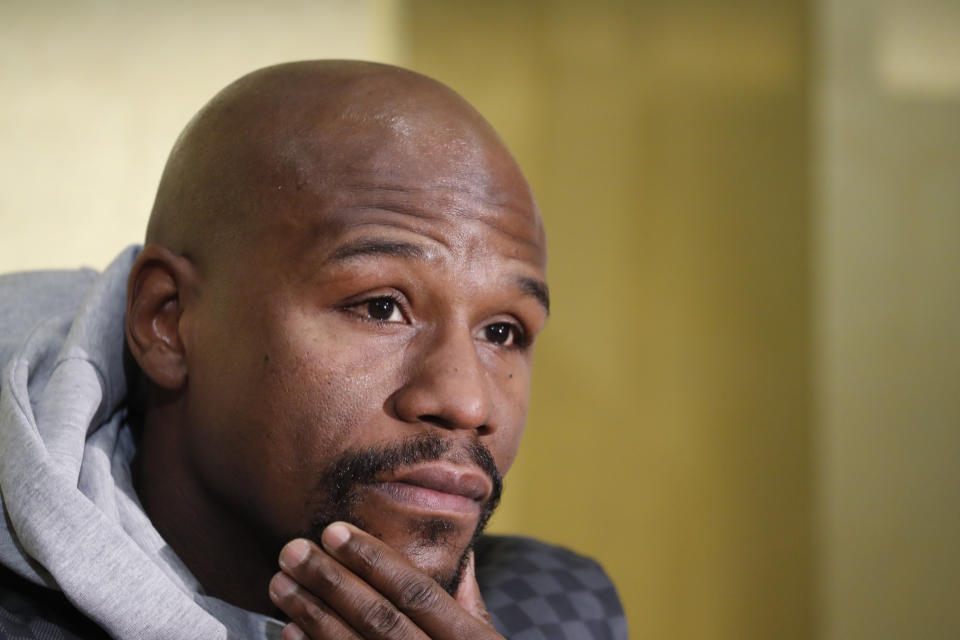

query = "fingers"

[
  {"left": 316, "top": 522, "right": 500, "bottom": 639},
  {"left": 270, "top": 523, "right": 502, "bottom": 640},
  {"left": 270, "top": 536, "right": 429, "bottom": 640},
  {"left": 269, "top": 570, "right": 359, "bottom": 640}
]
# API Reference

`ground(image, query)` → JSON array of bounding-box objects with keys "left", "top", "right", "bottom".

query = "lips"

[
  {"left": 388, "top": 465, "right": 492, "bottom": 501},
  {"left": 368, "top": 463, "right": 493, "bottom": 516}
]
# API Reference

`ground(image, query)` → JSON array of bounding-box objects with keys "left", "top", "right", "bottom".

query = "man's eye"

[
  {"left": 364, "top": 297, "right": 404, "bottom": 322},
  {"left": 484, "top": 322, "right": 522, "bottom": 346}
]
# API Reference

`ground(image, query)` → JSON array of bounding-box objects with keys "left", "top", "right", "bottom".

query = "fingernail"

[
  {"left": 269, "top": 572, "right": 296, "bottom": 600},
  {"left": 279, "top": 539, "right": 310, "bottom": 569},
  {"left": 323, "top": 522, "right": 350, "bottom": 549},
  {"left": 283, "top": 622, "right": 306, "bottom": 640}
]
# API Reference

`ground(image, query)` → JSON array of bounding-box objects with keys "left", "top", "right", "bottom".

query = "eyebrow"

[
  {"left": 517, "top": 276, "right": 550, "bottom": 315},
  {"left": 326, "top": 238, "right": 550, "bottom": 314},
  {"left": 327, "top": 239, "right": 428, "bottom": 263}
]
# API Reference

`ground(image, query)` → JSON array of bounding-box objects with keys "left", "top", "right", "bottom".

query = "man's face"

[{"left": 178, "top": 119, "right": 548, "bottom": 591}]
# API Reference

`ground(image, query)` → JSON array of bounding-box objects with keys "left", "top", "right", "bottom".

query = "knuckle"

[
  {"left": 358, "top": 601, "right": 403, "bottom": 635},
  {"left": 355, "top": 542, "right": 385, "bottom": 572},
  {"left": 318, "top": 561, "right": 345, "bottom": 591},
  {"left": 301, "top": 553, "right": 344, "bottom": 595},
  {"left": 397, "top": 576, "right": 440, "bottom": 611},
  {"left": 302, "top": 600, "right": 328, "bottom": 624}
]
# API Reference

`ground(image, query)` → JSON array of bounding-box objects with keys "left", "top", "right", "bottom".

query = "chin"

[{"left": 366, "top": 515, "right": 475, "bottom": 595}]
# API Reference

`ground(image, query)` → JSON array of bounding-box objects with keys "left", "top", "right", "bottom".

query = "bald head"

[{"left": 147, "top": 60, "right": 537, "bottom": 268}]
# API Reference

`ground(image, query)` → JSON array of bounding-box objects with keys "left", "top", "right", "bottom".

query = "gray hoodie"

[{"left": 0, "top": 247, "right": 282, "bottom": 639}]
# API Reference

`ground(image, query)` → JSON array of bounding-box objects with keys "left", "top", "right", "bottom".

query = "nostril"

[
  {"left": 418, "top": 414, "right": 446, "bottom": 428},
  {"left": 417, "top": 414, "right": 490, "bottom": 433}
]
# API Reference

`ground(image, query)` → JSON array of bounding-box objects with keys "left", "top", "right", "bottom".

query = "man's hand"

[{"left": 268, "top": 522, "right": 504, "bottom": 640}]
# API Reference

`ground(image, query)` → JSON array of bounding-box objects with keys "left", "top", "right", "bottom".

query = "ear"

[{"left": 125, "top": 244, "right": 197, "bottom": 390}]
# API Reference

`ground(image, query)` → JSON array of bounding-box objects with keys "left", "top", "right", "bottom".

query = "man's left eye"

[{"left": 484, "top": 322, "right": 522, "bottom": 346}]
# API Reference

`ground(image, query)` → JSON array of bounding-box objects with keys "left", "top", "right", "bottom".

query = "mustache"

[{"left": 311, "top": 431, "right": 503, "bottom": 516}]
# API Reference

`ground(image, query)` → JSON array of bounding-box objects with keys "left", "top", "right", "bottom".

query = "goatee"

[{"left": 297, "top": 432, "right": 503, "bottom": 594}]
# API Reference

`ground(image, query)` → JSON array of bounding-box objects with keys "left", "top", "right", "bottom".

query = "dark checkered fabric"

[{"left": 476, "top": 535, "right": 628, "bottom": 640}]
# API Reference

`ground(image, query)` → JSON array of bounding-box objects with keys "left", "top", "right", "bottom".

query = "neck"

[{"left": 134, "top": 401, "right": 279, "bottom": 615}]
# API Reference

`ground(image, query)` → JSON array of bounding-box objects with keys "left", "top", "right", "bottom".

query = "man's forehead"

[
  {"left": 262, "top": 109, "right": 545, "bottom": 268},
  {"left": 274, "top": 108, "right": 525, "bottom": 206}
]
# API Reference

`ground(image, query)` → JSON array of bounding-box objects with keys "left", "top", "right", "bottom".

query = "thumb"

[{"left": 454, "top": 550, "right": 493, "bottom": 625}]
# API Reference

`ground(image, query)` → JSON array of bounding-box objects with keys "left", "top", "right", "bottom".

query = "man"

[{"left": 0, "top": 61, "right": 625, "bottom": 639}]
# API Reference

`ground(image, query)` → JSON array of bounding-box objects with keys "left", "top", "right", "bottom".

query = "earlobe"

[{"left": 126, "top": 244, "right": 195, "bottom": 390}]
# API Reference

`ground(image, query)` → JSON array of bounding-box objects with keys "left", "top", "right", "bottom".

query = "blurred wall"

[
  {"left": 816, "top": 0, "right": 960, "bottom": 638},
  {"left": 406, "top": 1, "right": 813, "bottom": 637},
  {"left": 0, "top": 0, "right": 404, "bottom": 273}
]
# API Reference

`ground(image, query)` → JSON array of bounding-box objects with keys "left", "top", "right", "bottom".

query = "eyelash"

[{"left": 342, "top": 294, "right": 530, "bottom": 349}]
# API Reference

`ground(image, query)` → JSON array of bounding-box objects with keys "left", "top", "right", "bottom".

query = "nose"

[{"left": 391, "top": 325, "right": 493, "bottom": 433}]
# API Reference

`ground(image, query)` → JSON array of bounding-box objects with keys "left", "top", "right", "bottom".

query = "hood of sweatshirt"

[{"left": 0, "top": 247, "right": 282, "bottom": 640}]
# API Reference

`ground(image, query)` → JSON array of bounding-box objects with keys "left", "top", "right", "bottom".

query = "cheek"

[
  {"left": 493, "top": 410, "right": 527, "bottom": 475},
  {"left": 259, "top": 309, "right": 407, "bottom": 452},
  {"left": 185, "top": 304, "right": 407, "bottom": 536},
  {"left": 485, "top": 358, "right": 533, "bottom": 475}
]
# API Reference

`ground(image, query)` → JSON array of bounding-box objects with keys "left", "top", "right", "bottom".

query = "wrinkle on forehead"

[
  {"left": 306, "top": 208, "right": 545, "bottom": 270},
  {"left": 304, "top": 182, "right": 546, "bottom": 265},
  {"left": 328, "top": 183, "right": 537, "bottom": 222}
]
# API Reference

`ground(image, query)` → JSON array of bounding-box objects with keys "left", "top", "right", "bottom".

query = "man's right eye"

[{"left": 362, "top": 296, "right": 405, "bottom": 323}]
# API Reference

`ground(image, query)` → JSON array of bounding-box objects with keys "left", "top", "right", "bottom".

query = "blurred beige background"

[{"left": 2, "top": 1, "right": 958, "bottom": 639}]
